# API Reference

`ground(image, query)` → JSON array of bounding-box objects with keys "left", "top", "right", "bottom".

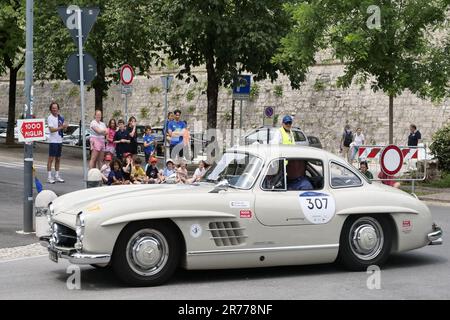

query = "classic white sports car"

[{"left": 35, "top": 145, "right": 443, "bottom": 286}]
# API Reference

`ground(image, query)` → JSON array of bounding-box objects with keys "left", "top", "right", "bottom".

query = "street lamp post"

[{"left": 161, "top": 75, "right": 173, "bottom": 164}]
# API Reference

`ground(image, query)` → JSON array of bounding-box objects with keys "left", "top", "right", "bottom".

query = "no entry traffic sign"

[
  {"left": 380, "top": 145, "right": 404, "bottom": 175},
  {"left": 18, "top": 119, "right": 46, "bottom": 142},
  {"left": 120, "top": 64, "right": 134, "bottom": 85}
]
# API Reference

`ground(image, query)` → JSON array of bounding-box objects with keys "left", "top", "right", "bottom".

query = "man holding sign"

[{"left": 47, "top": 102, "right": 67, "bottom": 184}]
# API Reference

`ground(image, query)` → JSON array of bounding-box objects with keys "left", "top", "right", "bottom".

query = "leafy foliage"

[
  {"left": 186, "top": 88, "right": 196, "bottom": 102},
  {"left": 274, "top": 0, "right": 450, "bottom": 141},
  {"left": 139, "top": 106, "right": 150, "bottom": 120},
  {"left": 250, "top": 83, "right": 260, "bottom": 101},
  {"left": 34, "top": 0, "right": 159, "bottom": 111},
  {"left": 150, "top": 0, "right": 301, "bottom": 128},
  {"left": 273, "top": 84, "right": 283, "bottom": 97},
  {"left": 430, "top": 123, "right": 450, "bottom": 173},
  {"left": 0, "top": 0, "right": 26, "bottom": 144}
]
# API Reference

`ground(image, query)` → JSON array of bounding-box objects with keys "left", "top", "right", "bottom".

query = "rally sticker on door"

[{"left": 298, "top": 192, "right": 336, "bottom": 224}]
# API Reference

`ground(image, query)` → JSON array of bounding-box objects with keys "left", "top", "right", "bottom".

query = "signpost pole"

[
  {"left": 160, "top": 75, "right": 173, "bottom": 165},
  {"left": 239, "top": 100, "right": 243, "bottom": 129},
  {"left": 23, "top": 0, "right": 34, "bottom": 232},
  {"left": 125, "top": 95, "right": 128, "bottom": 123},
  {"left": 77, "top": 8, "right": 88, "bottom": 188},
  {"left": 163, "top": 82, "right": 169, "bottom": 164},
  {"left": 231, "top": 99, "right": 235, "bottom": 146}
]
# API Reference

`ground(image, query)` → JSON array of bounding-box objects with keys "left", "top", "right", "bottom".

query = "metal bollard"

[
  {"left": 34, "top": 190, "right": 57, "bottom": 237},
  {"left": 87, "top": 168, "right": 103, "bottom": 188}
]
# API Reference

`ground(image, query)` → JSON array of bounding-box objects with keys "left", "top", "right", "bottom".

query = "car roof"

[
  {"left": 228, "top": 144, "right": 341, "bottom": 162},
  {"left": 246, "top": 126, "right": 304, "bottom": 134}
]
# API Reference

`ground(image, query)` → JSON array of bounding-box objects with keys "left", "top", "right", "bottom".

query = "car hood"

[{"left": 52, "top": 183, "right": 216, "bottom": 215}]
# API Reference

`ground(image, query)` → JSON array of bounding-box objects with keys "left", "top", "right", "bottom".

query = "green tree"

[
  {"left": 34, "top": 0, "right": 159, "bottom": 114},
  {"left": 274, "top": 0, "right": 450, "bottom": 143},
  {"left": 430, "top": 123, "right": 450, "bottom": 173},
  {"left": 150, "top": 0, "right": 299, "bottom": 129},
  {"left": 0, "top": 0, "right": 25, "bottom": 145}
]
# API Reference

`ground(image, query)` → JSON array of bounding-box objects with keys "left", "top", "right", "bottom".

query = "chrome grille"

[
  {"left": 51, "top": 223, "right": 77, "bottom": 248},
  {"left": 208, "top": 221, "right": 247, "bottom": 246}
]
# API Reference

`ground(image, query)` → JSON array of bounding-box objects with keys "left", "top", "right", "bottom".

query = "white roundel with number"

[{"left": 298, "top": 192, "right": 336, "bottom": 224}]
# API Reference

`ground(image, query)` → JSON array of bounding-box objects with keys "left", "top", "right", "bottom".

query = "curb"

[{"left": 0, "top": 243, "right": 47, "bottom": 262}]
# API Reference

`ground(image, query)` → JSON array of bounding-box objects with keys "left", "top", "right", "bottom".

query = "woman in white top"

[
  {"left": 187, "top": 160, "right": 209, "bottom": 184},
  {"left": 351, "top": 127, "right": 365, "bottom": 162},
  {"left": 89, "top": 110, "right": 108, "bottom": 169}
]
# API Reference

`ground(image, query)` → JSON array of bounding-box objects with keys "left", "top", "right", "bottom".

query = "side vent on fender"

[{"left": 208, "top": 221, "right": 247, "bottom": 246}]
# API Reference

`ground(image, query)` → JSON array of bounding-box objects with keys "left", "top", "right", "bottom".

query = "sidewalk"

[{"left": 401, "top": 185, "right": 450, "bottom": 204}]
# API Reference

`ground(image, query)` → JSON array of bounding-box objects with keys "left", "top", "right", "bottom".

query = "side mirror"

[{"left": 209, "top": 179, "right": 229, "bottom": 193}]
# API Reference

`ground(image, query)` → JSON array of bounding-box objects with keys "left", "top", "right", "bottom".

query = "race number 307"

[{"left": 305, "top": 197, "right": 328, "bottom": 210}]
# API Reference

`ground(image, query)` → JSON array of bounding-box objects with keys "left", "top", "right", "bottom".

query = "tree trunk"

[
  {"left": 389, "top": 94, "right": 394, "bottom": 145},
  {"left": 205, "top": 53, "right": 218, "bottom": 130},
  {"left": 6, "top": 67, "right": 18, "bottom": 145}
]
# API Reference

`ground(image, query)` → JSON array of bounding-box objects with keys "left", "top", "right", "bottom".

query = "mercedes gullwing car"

[{"left": 35, "top": 145, "right": 443, "bottom": 286}]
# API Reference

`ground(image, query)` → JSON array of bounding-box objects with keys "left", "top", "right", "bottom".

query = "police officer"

[{"left": 271, "top": 115, "right": 295, "bottom": 145}]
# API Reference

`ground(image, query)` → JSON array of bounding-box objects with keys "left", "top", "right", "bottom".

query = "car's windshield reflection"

[{"left": 205, "top": 152, "right": 263, "bottom": 189}]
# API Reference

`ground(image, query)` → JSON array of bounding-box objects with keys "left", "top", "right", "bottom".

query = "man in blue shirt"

[
  {"left": 168, "top": 109, "right": 186, "bottom": 158},
  {"left": 286, "top": 160, "right": 314, "bottom": 190}
]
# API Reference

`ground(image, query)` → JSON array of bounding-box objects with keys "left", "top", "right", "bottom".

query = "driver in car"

[{"left": 286, "top": 160, "right": 314, "bottom": 190}]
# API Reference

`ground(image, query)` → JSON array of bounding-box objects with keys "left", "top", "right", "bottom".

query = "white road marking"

[{"left": 0, "top": 161, "right": 72, "bottom": 170}]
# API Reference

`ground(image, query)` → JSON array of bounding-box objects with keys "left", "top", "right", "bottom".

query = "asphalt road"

[
  {"left": 0, "top": 145, "right": 84, "bottom": 248},
  {"left": 0, "top": 205, "right": 447, "bottom": 299}
]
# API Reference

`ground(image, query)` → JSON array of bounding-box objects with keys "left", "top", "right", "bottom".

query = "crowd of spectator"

[
  {"left": 100, "top": 154, "right": 209, "bottom": 186},
  {"left": 85, "top": 108, "right": 202, "bottom": 186}
]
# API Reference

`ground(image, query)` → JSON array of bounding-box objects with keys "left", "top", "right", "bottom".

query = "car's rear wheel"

[
  {"left": 112, "top": 221, "right": 181, "bottom": 286},
  {"left": 337, "top": 215, "right": 392, "bottom": 271}
]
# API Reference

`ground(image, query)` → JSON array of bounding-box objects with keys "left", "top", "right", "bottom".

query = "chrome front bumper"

[
  {"left": 428, "top": 224, "right": 443, "bottom": 245},
  {"left": 40, "top": 237, "right": 111, "bottom": 265}
]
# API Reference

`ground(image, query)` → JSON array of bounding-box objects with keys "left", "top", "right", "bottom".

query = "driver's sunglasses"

[{"left": 284, "top": 122, "right": 293, "bottom": 126}]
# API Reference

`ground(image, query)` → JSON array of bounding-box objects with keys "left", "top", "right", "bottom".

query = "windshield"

[{"left": 206, "top": 152, "right": 263, "bottom": 189}]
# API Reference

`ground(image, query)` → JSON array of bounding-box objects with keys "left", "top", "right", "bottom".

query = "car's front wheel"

[
  {"left": 112, "top": 221, "right": 181, "bottom": 286},
  {"left": 337, "top": 215, "right": 392, "bottom": 271}
]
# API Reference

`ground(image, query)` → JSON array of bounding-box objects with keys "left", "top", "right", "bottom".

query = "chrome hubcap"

[
  {"left": 126, "top": 229, "right": 169, "bottom": 276},
  {"left": 349, "top": 217, "right": 384, "bottom": 261}
]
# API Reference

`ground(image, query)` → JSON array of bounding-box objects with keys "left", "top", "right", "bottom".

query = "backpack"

[{"left": 343, "top": 131, "right": 353, "bottom": 147}]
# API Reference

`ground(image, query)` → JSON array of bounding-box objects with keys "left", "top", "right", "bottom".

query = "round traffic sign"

[
  {"left": 380, "top": 145, "right": 404, "bottom": 175},
  {"left": 264, "top": 106, "right": 274, "bottom": 118},
  {"left": 66, "top": 52, "right": 97, "bottom": 85},
  {"left": 120, "top": 64, "right": 134, "bottom": 85}
]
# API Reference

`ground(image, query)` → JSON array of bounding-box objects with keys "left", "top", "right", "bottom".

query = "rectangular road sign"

[
  {"left": 233, "top": 75, "right": 251, "bottom": 100},
  {"left": 18, "top": 119, "right": 46, "bottom": 142},
  {"left": 121, "top": 85, "right": 133, "bottom": 96}
]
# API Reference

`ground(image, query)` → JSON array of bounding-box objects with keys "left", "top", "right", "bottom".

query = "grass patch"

[
  {"left": 420, "top": 174, "right": 450, "bottom": 188},
  {"left": 403, "top": 173, "right": 450, "bottom": 189}
]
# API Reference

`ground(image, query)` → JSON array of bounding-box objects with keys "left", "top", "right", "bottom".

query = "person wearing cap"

[
  {"left": 100, "top": 153, "right": 113, "bottom": 183},
  {"left": 145, "top": 157, "right": 161, "bottom": 184},
  {"left": 270, "top": 115, "right": 295, "bottom": 145},
  {"left": 161, "top": 158, "right": 177, "bottom": 183}
]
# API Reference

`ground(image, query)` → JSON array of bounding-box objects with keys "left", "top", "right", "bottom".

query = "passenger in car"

[{"left": 286, "top": 160, "right": 314, "bottom": 190}]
